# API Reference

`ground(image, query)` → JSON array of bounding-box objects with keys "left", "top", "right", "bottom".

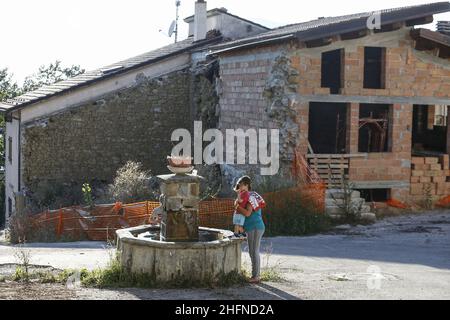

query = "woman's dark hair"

[{"left": 234, "top": 176, "right": 252, "bottom": 191}]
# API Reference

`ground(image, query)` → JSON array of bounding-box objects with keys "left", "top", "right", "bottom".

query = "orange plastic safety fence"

[
  {"left": 436, "top": 196, "right": 450, "bottom": 208},
  {"left": 387, "top": 199, "right": 409, "bottom": 209},
  {"left": 31, "top": 199, "right": 239, "bottom": 241},
  {"left": 199, "top": 199, "right": 235, "bottom": 230},
  {"left": 31, "top": 150, "right": 327, "bottom": 242}
]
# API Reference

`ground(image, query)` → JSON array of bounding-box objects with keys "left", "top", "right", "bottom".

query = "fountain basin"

[{"left": 116, "top": 225, "right": 243, "bottom": 283}]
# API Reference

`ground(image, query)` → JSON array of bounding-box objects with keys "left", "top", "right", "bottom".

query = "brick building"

[
  {"left": 1, "top": 1, "right": 450, "bottom": 222},
  {"left": 211, "top": 2, "right": 450, "bottom": 204}
]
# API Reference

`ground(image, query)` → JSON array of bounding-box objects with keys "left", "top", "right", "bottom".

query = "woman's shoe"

[{"left": 248, "top": 277, "right": 261, "bottom": 284}]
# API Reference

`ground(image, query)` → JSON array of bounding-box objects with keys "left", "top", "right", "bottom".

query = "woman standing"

[{"left": 234, "top": 176, "right": 265, "bottom": 284}]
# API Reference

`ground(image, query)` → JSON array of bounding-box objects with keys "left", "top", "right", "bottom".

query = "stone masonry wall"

[
  {"left": 22, "top": 70, "right": 193, "bottom": 192},
  {"left": 218, "top": 28, "right": 450, "bottom": 202}
]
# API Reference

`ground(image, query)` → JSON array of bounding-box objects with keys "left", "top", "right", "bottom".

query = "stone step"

[
  {"left": 325, "top": 198, "right": 365, "bottom": 207},
  {"left": 325, "top": 206, "right": 344, "bottom": 215},
  {"left": 326, "top": 189, "right": 361, "bottom": 200},
  {"left": 325, "top": 204, "right": 372, "bottom": 215}
]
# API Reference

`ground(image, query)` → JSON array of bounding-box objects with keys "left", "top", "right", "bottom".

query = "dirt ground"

[
  {"left": 1, "top": 211, "right": 450, "bottom": 300},
  {"left": 0, "top": 282, "right": 77, "bottom": 300}
]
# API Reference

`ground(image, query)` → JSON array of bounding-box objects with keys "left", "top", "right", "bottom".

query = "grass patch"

[
  {"left": 6, "top": 264, "right": 257, "bottom": 288},
  {"left": 14, "top": 253, "right": 248, "bottom": 289},
  {"left": 6, "top": 250, "right": 249, "bottom": 289},
  {"left": 79, "top": 264, "right": 247, "bottom": 289},
  {"left": 13, "top": 267, "right": 30, "bottom": 283},
  {"left": 260, "top": 267, "right": 285, "bottom": 282},
  {"left": 240, "top": 266, "right": 285, "bottom": 283},
  {"left": 10, "top": 266, "right": 63, "bottom": 284}
]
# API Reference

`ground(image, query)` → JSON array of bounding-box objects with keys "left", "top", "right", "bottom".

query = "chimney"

[
  {"left": 437, "top": 21, "right": 450, "bottom": 36},
  {"left": 194, "top": 0, "right": 207, "bottom": 41}
]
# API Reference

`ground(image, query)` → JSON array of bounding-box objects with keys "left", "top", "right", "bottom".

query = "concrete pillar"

[
  {"left": 296, "top": 102, "right": 309, "bottom": 154},
  {"left": 346, "top": 103, "right": 360, "bottom": 153}
]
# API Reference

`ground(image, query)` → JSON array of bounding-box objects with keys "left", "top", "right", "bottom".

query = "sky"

[{"left": 1, "top": 0, "right": 449, "bottom": 84}]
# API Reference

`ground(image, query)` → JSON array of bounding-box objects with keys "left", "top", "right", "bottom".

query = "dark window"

[
  {"left": 309, "top": 102, "right": 348, "bottom": 154},
  {"left": 8, "top": 197, "right": 12, "bottom": 217},
  {"left": 321, "top": 49, "right": 344, "bottom": 94},
  {"left": 359, "top": 104, "right": 392, "bottom": 153},
  {"left": 412, "top": 105, "right": 448, "bottom": 154},
  {"left": 359, "top": 189, "right": 390, "bottom": 202},
  {"left": 8, "top": 137, "right": 12, "bottom": 164},
  {"left": 364, "top": 47, "right": 386, "bottom": 89}
]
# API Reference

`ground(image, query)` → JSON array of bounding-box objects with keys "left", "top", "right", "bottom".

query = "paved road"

[
  {"left": 1, "top": 211, "right": 449, "bottom": 300},
  {"left": 257, "top": 212, "right": 450, "bottom": 300}
]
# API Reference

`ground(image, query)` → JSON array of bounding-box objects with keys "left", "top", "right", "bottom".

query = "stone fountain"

[{"left": 116, "top": 157, "right": 242, "bottom": 283}]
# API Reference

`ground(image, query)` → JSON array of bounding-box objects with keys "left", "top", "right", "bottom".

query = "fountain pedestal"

[
  {"left": 158, "top": 174, "right": 202, "bottom": 242},
  {"left": 116, "top": 169, "right": 243, "bottom": 284}
]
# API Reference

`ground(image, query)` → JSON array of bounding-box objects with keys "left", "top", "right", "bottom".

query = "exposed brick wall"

[
  {"left": 410, "top": 155, "right": 450, "bottom": 203},
  {"left": 218, "top": 45, "right": 293, "bottom": 180},
  {"left": 218, "top": 46, "right": 284, "bottom": 131},
  {"left": 22, "top": 71, "right": 193, "bottom": 192},
  {"left": 291, "top": 32, "right": 450, "bottom": 97}
]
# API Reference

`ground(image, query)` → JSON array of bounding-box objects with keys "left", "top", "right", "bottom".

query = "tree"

[
  {"left": 0, "top": 68, "right": 21, "bottom": 163},
  {"left": 22, "top": 60, "right": 85, "bottom": 92},
  {"left": 0, "top": 68, "right": 21, "bottom": 101}
]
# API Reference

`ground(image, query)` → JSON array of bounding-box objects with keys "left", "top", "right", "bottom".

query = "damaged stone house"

[
  {"left": 2, "top": 1, "right": 450, "bottom": 222},
  {"left": 0, "top": 1, "right": 269, "bottom": 219}
]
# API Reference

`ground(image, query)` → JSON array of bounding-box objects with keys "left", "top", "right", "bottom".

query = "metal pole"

[{"left": 175, "top": 1, "right": 181, "bottom": 43}]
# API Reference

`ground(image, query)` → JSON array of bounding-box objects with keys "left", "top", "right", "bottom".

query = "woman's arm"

[{"left": 236, "top": 202, "right": 253, "bottom": 217}]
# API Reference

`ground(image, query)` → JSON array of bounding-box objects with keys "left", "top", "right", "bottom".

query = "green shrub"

[
  {"left": 82, "top": 183, "right": 94, "bottom": 207},
  {"left": 107, "top": 161, "right": 155, "bottom": 204},
  {"left": 262, "top": 186, "right": 331, "bottom": 237}
]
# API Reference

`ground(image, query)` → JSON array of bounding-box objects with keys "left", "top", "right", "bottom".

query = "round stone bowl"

[{"left": 116, "top": 225, "right": 244, "bottom": 283}]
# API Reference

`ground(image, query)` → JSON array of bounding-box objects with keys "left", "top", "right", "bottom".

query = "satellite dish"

[{"left": 168, "top": 20, "right": 176, "bottom": 38}]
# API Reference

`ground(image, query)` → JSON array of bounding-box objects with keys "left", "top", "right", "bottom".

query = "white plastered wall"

[
  {"left": 4, "top": 115, "right": 20, "bottom": 223},
  {"left": 4, "top": 52, "right": 191, "bottom": 220}
]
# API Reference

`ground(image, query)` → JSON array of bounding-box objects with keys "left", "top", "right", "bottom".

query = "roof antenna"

[
  {"left": 174, "top": 0, "right": 181, "bottom": 43},
  {"left": 165, "top": 1, "right": 181, "bottom": 43}
]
